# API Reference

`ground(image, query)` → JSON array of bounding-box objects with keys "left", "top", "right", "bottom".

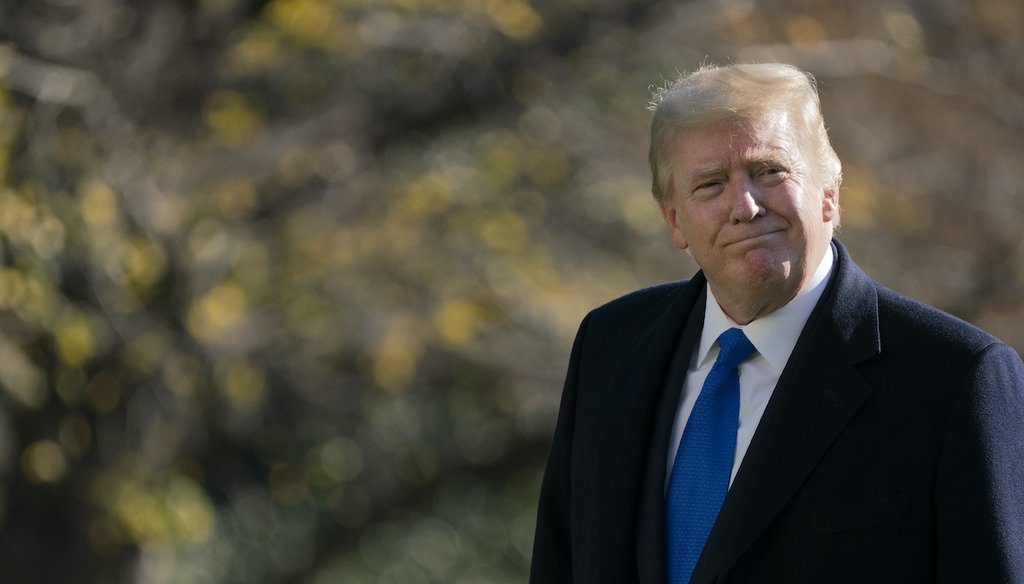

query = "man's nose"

[{"left": 728, "top": 176, "right": 763, "bottom": 223}]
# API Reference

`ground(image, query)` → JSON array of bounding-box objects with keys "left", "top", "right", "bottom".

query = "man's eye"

[{"left": 757, "top": 166, "right": 787, "bottom": 183}]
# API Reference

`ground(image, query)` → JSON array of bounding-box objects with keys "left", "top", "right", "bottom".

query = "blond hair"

[{"left": 648, "top": 63, "right": 842, "bottom": 209}]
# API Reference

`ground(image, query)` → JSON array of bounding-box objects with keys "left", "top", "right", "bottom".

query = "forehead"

[{"left": 670, "top": 113, "right": 801, "bottom": 169}]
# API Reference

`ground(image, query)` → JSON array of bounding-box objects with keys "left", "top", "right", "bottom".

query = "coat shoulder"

[
  {"left": 587, "top": 279, "right": 693, "bottom": 329},
  {"left": 874, "top": 285, "right": 1002, "bottom": 355}
]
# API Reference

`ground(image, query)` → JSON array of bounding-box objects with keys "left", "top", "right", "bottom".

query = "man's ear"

[
  {"left": 821, "top": 186, "right": 839, "bottom": 224},
  {"left": 659, "top": 200, "right": 689, "bottom": 250}
]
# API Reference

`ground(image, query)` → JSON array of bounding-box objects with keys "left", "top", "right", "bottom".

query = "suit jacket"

[{"left": 531, "top": 240, "right": 1024, "bottom": 583}]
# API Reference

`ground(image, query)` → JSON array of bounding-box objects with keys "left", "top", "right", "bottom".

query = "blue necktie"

[{"left": 667, "top": 327, "right": 756, "bottom": 584}]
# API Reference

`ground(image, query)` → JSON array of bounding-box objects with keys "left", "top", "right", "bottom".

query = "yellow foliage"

[
  {"left": 267, "top": 0, "right": 331, "bottom": 35},
  {"left": 55, "top": 316, "right": 97, "bottom": 367},
  {"left": 372, "top": 317, "right": 424, "bottom": 392},
  {"left": 401, "top": 173, "right": 454, "bottom": 216},
  {"left": 486, "top": 0, "right": 543, "bottom": 41},
  {"left": 339, "top": 0, "right": 476, "bottom": 11},
  {"left": 21, "top": 440, "right": 68, "bottom": 484},
  {"left": 481, "top": 132, "right": 524, "bottom": 186},
  {"left": 882, "top": 7, "right": 924, "bottom": 51},
  {"left": 433, "top": 298, "right": 485, "bottom": 345},
  {"left": 621, "top": 187, "right": 663, "bottom": 236},
  {"left": 374, "top": 207, "right": 424, "bottom": 259},
  {"left": 116, "top": 483, "right": 170, "bottom": 541},
  {"left": 0, "top": 330, "right": 46, "bottom": 409},
  {"left": 215, "top": 357, "right": 267, "bottom": 415},
  {"left": 203, "top": 90, "right": 265, "bottom": 147},
  {"left": 0, "top": 189, "right": 35, "bottom": 240},
  {"left": 325, "top": 227, "right": 356, "bottom": 268},
  {"left": 213, "top": 177, "right": 259, "bottom": 220},
  {"left": 163, "top": 476, "right": 216, "bottom": 543},
  {"left": 80, "top": 181, "right": 120, "bottom": 228},
  {"left": 785, "top": 15, "right": 827, "bottom": 48},
  {"left": 0, "top": 188, "right": 65, "bottom": 259},
  {"left": 0, "top": 90, "right": 18, "bottom": 180},
  {"left": 0, "top": 268, "right": 25, "bottom": 311},
  {"left": 186, "top": 281, "right": 249, "bottom": 343},
  {"left": 28, "top": 215, "right": 65, "bottom": 259},
  {"left": 266, "top": 0, "right": 355, "bottom": 52},
  {"left": 94, "top": 468, "right": 216, "bottom": 545},
  {"left": 25, "top": 276, "right": 63, "bottom": 328},
  {"left": 480, "top": 210, "right": 528, "bottom": 252},
  {"left": 229, "top": 26, "right": 287, "bottom": 74},
  {"left": 122, "top": 237, "right": 168, "bottom": 289}
]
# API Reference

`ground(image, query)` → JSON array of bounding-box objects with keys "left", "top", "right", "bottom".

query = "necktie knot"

[{"left": 716, "top": 328, "right": 755, "bottom": 368}]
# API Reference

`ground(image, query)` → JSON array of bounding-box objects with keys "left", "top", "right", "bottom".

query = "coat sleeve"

[
  {"left": 530, "top": 312, "right": 592, "bottom": 583},
  {"left": 936, "top": 341, "right": 1024, "bottom": 582}
]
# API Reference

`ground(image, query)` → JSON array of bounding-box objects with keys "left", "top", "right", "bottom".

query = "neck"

[{"left": 710, "top": 284, "right": 799, "bottom": 325}]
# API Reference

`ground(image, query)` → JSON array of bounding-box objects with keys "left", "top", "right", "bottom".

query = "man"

[{"left": 530, "top": 63, "right": 1024, "bottom": 583}]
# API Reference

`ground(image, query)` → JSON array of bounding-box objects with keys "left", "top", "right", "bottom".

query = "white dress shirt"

[{"left": 666, "top": 248, "right": 835, "bottom": 488}]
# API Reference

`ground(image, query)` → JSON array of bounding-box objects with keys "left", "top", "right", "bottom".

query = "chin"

[{"left": 736, "top": 251, "right": 796, "bottom": 288}]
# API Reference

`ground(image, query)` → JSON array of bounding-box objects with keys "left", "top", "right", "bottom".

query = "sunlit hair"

[{"left": 648, "top": 63, "right": 842, "bottom": 220}]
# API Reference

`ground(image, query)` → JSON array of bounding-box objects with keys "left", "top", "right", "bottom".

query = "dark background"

[{"left": 0, "top": 0, "right": 1021, "bottom": 581}]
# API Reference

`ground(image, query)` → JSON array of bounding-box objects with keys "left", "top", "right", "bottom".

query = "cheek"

[
  {"left": 679, "top": 212, "right": 714, "bottom": 245},
  {"left": 777, "top": 188, "right": 819, "bottom": 223}
]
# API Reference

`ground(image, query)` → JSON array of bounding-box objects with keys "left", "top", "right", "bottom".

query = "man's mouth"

[{"left": 725, "top": 229, "right": 783, "bottom": 247}]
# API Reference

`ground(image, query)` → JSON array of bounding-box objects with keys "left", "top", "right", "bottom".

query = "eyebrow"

[
  {"left": 686, "top": 167, "right": 725, "bottom": 184},
  {"left": 742, "top": 145, "right": 791, "bottom": 165}
]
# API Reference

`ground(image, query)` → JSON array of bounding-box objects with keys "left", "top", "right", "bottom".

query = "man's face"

[{"left": 658, "top": 112, "right": 837, "bottom": 322}]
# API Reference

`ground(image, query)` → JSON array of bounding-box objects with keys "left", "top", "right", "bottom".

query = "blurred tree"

[{"left": 0, "top": 0, "right": 1021, "bottom": 582}]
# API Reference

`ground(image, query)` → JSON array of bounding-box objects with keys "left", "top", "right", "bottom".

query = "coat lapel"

[
  {"left": 589, "top": 275, "right": 707, "bottom": 583},
  {"left": 690, "top": 240, "right": 882, "bottom": 583},
  {"left": 635, "top": 285, "right": 707, "bottom": 584}
]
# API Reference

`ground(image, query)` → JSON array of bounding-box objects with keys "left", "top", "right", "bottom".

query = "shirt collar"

[{"left": 697, "top": 246, "right": 835, "bottom": 371}]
